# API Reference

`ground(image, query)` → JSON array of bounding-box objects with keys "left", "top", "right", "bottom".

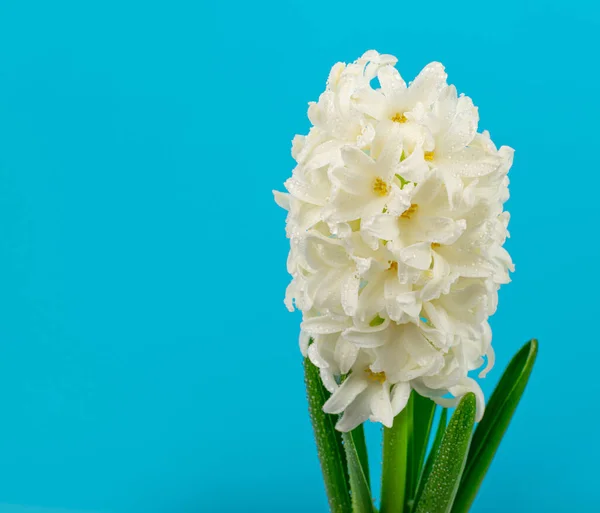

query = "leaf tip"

[{"left": 524, "top": 338, "right": 539, "bottom": 362}]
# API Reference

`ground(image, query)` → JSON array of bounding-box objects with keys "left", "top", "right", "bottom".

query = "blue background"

[{"left": 0, "top": 0, "right": 596, "bottom": 511}]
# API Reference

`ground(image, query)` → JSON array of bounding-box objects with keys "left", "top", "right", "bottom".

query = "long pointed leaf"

[
  {"left": 342, "top": 430, "right": 375, "bottom": 513},
  {"left": 413, "top": 394, "right": 476, "bottom": 513},
  {"left": 407, "top": 393, "right": 437, "bottom": 503},
  {"left": 412, "top": 408, "right": 447, "bottom": 511},
  {"left": 452, "top": 339, "right": 538, "bottom": 513},
  {"left": 304, "top": 358, "right": 352, "bottom": 513},
  {"left": 380, "top": 402, "right": 411, "bottom": 513},
  {"left": 352, "top": 424, "right": 371, "bottom": 488}
]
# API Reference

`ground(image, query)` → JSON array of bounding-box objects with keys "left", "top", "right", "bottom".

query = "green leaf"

[
  {"left": 412, "top": 408, "right": 447, "bottom": 511},
  {"left": 452, "top": 339, "right": 538, "bottom": 513},
  {"left": 342, "top": 430, "right": 375, "bottom": 513},
  {"left": 352, "top": 424, "right": 371, "bottom": 488},
  {"left": 304, "top": 357, "right": 352, "bottom": 513},
  {"left": 369, "top": 315, "right": 386, "bottom": 327},
  {"left": 413, "top": 394, "right": 476, "bottom": 513},
  {"left": 380, "top": 403, "right": 411, "bottom": 513},
  {"left": 407, "top": 393, "right": 437, "bottom": 504}
]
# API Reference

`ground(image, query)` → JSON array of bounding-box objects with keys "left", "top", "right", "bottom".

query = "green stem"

[
  {"left": 342, "top": 431, "right": 376, "bottom": 513},
  {"left": 352, "top": 424, "right": 370, "bottom": 488},
  {"left": 304, "top": 358, "right": 352, "bottom": 513},
  {"left": 380, "top": 403, "right": 411, "bottom": 513},
  {"left": 408, "top": 393, "right": 436, "bottom": 504}
]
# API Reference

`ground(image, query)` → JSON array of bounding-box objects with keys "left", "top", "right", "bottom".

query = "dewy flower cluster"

[{"left": 274, "top": 51, "right": 514, "bottom": 432}]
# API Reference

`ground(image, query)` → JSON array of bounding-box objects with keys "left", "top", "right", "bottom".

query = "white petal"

[
  {"left": 413, "top": 170, "right": 443, "bottom": 206},
  {"left": 429, "top": 394, "right": 460, "bottom": 409},
  {"left": 341, "top": 145, "right": 376, "bottom": 171},
  {"left": 343, "top": 322, "right": 390, "bottom": 348},
  {"left": 308, "top": 341, "right": 330, "bottom": 369},
  {"left": 449, "top": 378, "right": 485, "bottom": 422},
  {"left": 436, "top": 246, "right": 492, "bottom": 278},
  {"left": 386, "top": 185, "right": 413, "bottom": 216},
  {"left": 273, "top": 190, "right": 290, "bottom": 211},
  {"left": 362, "top": 214, "right": 401, "bottom": 240},
  {"left": 335, "top": 337, "right": 360, "bottom": 374},
  {"left": 396, "top": 146, "right": 429, "bottom": 183},
  {"left": 391, "top": 382, "right": 411, "bottom": 415},
  {"left": 399, "top": 242, "right": 433, "bottom": 270},
  {"left": 335, "top": 390, "right": 372, "bottom": 432},
  {"left": 409, "top": 62, "right": 447, "bottom": 107},
  {"left": 438, "top": 147, "right": 502, "bottom": 178},
  {"left": 402, "top": 323, "right": 441, "bottom": 367},
  {"left": 284, "top": 281, "right": 297, "bottom": 312},
  {"left": 291, "top": 135, "right": 306, "bottom": 160},
  {"left": 296, "top": 202, "right": 323, "bottom": 232},
  {"left": 324, "top": 190, "right": 370, "bottom": 223},
  {"left": 323, "top": 373, "right": 368, "bottom": 414},
  {"left": 301, "top": 314, "right": 347, "bottom": 335},
  {"left": 439, "top": 169, "right": 463, "bottom": 209},
  {"left": 384, "top": 277, "right": 420, "bottom": 321},
  {"left": 353, "top": 87, "right": 387, "bottom": 119},
  {"left": 305, "top": 274, "right": 328, "bottom": 310},
  {"left": 378, "top": 65, "right": 407, "bottom": 96},
  {"left": 395, "top": 292, "right": 422, "bottom": 319},
  {"left": 423, "top": 301, "right": 451, "bottom": 333},
  {"left": 320, "top": 368, "right": 338, "bottom": 394},
  {"left": 330, "top": 164, "right": 373, "bottom": 196},
  {"left": 305, "top": 140, "right": 344, "bottom": 171},
  {"left": 352, "top": 255, "right": 375, "bottom": 277},
  {"left": 394, "top": 258, "right": 422, "bottom": 284},
  {"left": 437, "top": 96, "right": 479, "bottom": 154},
  {"left": 396, "top": 120, "right": 434, "bottom": 154},
  {"left": 479, "top": 344, "right": 495, "bottom": 378},
  {"left": 376, "top": 133, "right": 404, "bottom": 177},
  {"left": 356, "top": 277, "right": 386, "bottom": 320},
  {"left": 341, "top": 271, "right": 360, "bottom": 316},
  {"left": 433, "top": 85, "right": 458, "bottom": 126},
  {"left": 299, "top": 330, "right": 311, "bottom": 356},
  {"left": 304, "top": 232, "right": 350, "bottom": 268},
  {"left": 420, "top": 324, "right": 452, "bottom": 350},
  {"left": 326, "top": 62, "right": 345, "bottom": 88},
  {"left": 369, "top": 384, "right": 394, "bottom": 427},
  {"left": 372, "top": 337, "right": 410, "bottom": 382},
  {"left": 285, "top": 175, "right": 324, "bottom": 205},
  {"left": 418, "top": 216, "right": 466, "bottom": 245}
]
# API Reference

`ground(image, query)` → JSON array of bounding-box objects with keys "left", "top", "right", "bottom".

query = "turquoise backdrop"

[{"left": 0, "top": 0, "right": 597, "bottom": 512}]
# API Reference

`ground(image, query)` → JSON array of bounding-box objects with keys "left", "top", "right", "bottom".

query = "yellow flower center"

[
  {"left": 365, "top": 369, "right": 386, "bottom": 384},
  {"left": 388, "top": 261, "right": 398, "bottom": 272},
  {"left": 424, "top": 151, "right": 435, "bottom": 162},
  {"left": 391, "top": 112, "right": 408, "bottom": 123},
  {"left": 431, "top": 242, "right": 441, "bottom": 249},
  {"left": 372, "top": 177, "right": 389, "bottom": 196},
  {"left": 400, "top": 203, "right": 419, "bottom": 220}
]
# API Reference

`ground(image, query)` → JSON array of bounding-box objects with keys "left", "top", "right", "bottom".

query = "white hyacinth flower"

[{"left": 274, "top": 50, "right": 514, "bottom": 432}]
